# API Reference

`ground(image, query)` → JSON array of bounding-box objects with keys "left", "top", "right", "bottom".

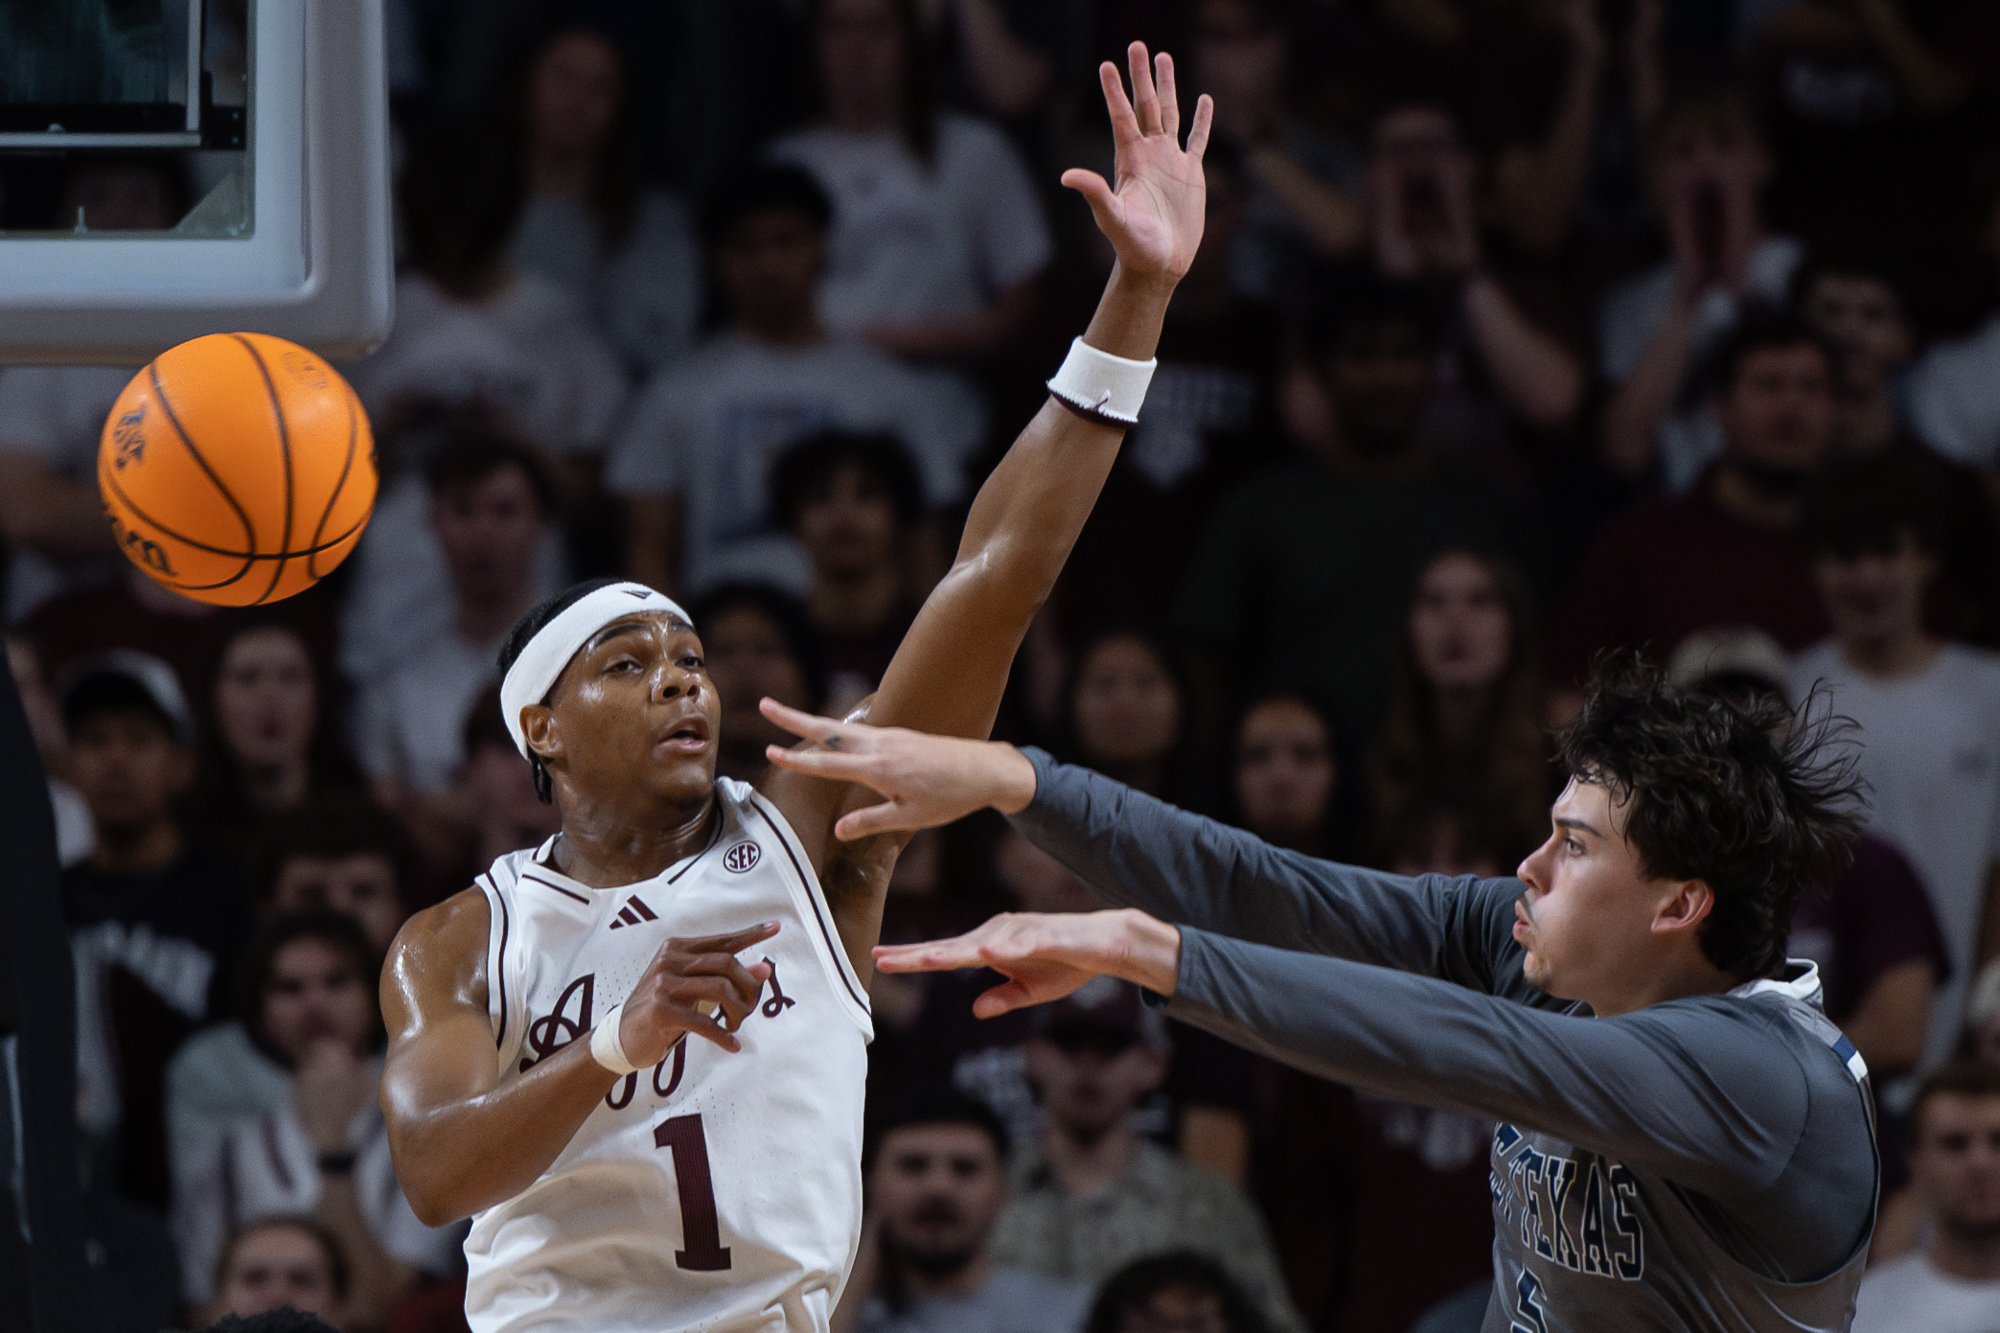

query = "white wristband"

[
  {"left": 1046, "top": 337, "right": 1156, "bottom": 427},
  {"left": 590, "top": 1002, "right": 640, "bottom": 1076}
]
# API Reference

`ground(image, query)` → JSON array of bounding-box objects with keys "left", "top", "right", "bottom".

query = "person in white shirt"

[
  {"left": 1909, "top": 187, "right": 2000, "bottom": 470},
  {"left": 354, "top": 431, "right": 553, "bottom": 859},
  {"left": 504, "top": 25, "right": 703, "bottom": 376},
  {"left": 1790, "top": 452, "right": 2000, "bottom": 1066},
  {"left": 769, "top": 0, "right": 1051, "bottom": 361},
  {"left": 173, "top": 913, "right": 461, "bottom": 1324},
  {"left": 1599, "top": 89, "right": 1804, "bottom": 491},
  {"left": 1851, "top": 1062, "right": 2000, "bottom": 1333},
  {"left": 608, "top": 164, "right": 983, "bottom": 597}
]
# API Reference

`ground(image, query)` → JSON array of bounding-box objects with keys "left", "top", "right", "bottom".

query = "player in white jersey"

[{"left": 378, "top": 45, "right": 1215, "bottom": 1333}]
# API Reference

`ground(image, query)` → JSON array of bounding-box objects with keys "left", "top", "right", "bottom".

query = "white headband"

[{"left": 500, "top": 582, "right": 692, "bottom": 759}]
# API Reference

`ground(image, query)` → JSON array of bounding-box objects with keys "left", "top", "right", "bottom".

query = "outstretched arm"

[
  {"left": 763, "top": 706, "right": 1530, "bottom": 991},
  {"left": 763, "top": 43, "right": 1212, "bottom": 949}
]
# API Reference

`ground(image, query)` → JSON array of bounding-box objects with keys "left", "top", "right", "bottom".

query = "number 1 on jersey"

[{"left": 655, "top": 1114, "right": 732, "bottom": 1271}]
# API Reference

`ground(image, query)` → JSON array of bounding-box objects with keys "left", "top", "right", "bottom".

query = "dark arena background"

[{"left": 4, "top": 1, "right": 2000, "bottom": 1330}]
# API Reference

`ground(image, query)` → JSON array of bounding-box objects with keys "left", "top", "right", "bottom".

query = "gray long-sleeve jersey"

[{"left": 1010, "top": 750, "right": 1878, "bottom": 1333}]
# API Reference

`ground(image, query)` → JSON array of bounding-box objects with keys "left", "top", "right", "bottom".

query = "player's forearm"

[
  {"left": 1013, "top": 748, "right": 1508, "bottom": 980},
  {"left": 384, "top": 1038, "right": 619, "bottom": 1225}
]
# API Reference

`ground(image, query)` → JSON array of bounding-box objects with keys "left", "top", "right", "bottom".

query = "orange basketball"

[{"left": 97, "top": 332, "right": 377, "bottom": 606}]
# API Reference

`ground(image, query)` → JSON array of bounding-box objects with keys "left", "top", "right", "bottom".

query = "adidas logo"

[{"left": 608, "top": 895, "right": 659, "bottom": 930}]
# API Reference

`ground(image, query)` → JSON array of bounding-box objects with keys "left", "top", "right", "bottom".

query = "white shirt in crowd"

[
  {"left": 345, "top": 270, "right": 630, "bottom": 458},
  {"left": 0, "top": 364, "right": 140, "bottom": 619},
  {"left": 508, "top": 189, "right": 704, "bottom": 375},
  {"left": 1597, "top": 236, "right": 1805, "bottom": 493},
  {"left": 170, "top": 1054, "right": 464, "bottom": 1305},
  {"left": 605, "top": 333, "right": 983, "bottom": 594},
  {"left": 1850, "top": 1253, "right": 2000, "bottom": 1333},
  {"left": 1789, "top": 642, "right": 2000, "bottom": 1065},
  {"left": 353, "top": 628, "right": 502, "bottom": 795},
  {"left": 1909, "top": 313, "right": 2000, "bottom": 470},
  {"left": 769, "top": 113, "right": 1053, "bottom": 336},
  {"left": 853, "top": 1267, "right": 1091, "bottom": 1333}
]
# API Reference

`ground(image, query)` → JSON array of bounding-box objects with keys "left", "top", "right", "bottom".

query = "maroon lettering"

[{"left": 654, "top": 1115, "right": 731, "bottom": 1271}]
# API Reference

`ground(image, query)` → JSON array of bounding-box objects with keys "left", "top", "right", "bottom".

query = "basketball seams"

[
  {"left": 306, "top": 383, "right": 362, "bottom": 583},
  {"left": 139, "top": 362, "right": 260, "bottom": 591},
  {"left": 231, "top": 334, "right": 296, "bottom": 605}
]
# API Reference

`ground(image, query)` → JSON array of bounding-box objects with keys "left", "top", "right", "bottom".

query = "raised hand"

[
  {"left": 1064, "top": 42, "right": 1213, "bottom": 284},
  {"left": 872, "top": 909, "right": 1183, "bottom": 1018},
  {"left": 759, "top": 697, "right": 1038, "bottom": 840},
  {"left": 617, "top": 922, "right": 778, "bottom": 1065}
]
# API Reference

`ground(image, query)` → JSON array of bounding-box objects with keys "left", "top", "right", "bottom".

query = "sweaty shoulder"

[{"left": 383, "top": 887, "right": 492, "bottom": 1026}]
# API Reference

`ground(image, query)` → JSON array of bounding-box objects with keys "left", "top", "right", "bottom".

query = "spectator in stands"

[
  {"left": 770, "top": 0, "right": 1051, "bottom": 362},
  {"left": 173, "top": 913, "right": 460, "bottom": 1323},
  {"left": 63, "top": 651, "right": 248, "bottom": 1212},
  {"left": 990, "top": 979, "right": 1305, "bottom": 1333},
  {"left": 7, "top": 633, "right": 92, "bottom": 866},
  {"left": 1851, "top": 1063, "right": 2000, "bottom": 1332},
  {"left": 1086, "top": 1251, "right": 1268, "bottom": 1333},
  {"left": 0, "top": 154, "right": 188, "bottom": 620},
  {"left": 457, "top": 685, "right": 564, "bottom": 882},
  {"left": 348, "top": 124, "right": 627, "bottom": 461},
  {"left": 1364, "top": 98, "right": 1587, "bottom": 442},
  {"left": 610, "top": 165, "right": 982, "bottom": 597},
  {"left": 1176, "top": 277, "right": 1533, "bottom": 750},
  {"left": 838, "top": 1090, "right": 1089, "bottom": 1333},
  {"left": 203, "top": 1217, "right": 348, "bottom": 1326},
  {"left": 1063, "top": 630, "right": 1192, "bottom": 805},
  {"left": 17, "top": 559, "right": 225, "bottom": 708},
  {"left": 1231, "top": 691, "right": 1338, "bottom": 858},
  {"left": 771, "top": 430, "right": 930, "bottom": 712},
  {"left": 1972, "top": 961, "right": 2000, "bottom": 1068},
  {"left": 505, "top": 24, "right": 703, "bottom": 374},
  {"left": 1795, "top": 251, "right": 1999, "bottom": 642},
  {"left": 169, "top": 801, "right": 418, "bottom": 1257},
  {"left": 1791, "top": 452, "right": 2000, "bottom": 1071},
  {"left": 1191, "top": 0, "right": 1368, "bottom": 296},
  {"left": 1600, "top": 89, "right": 1803, "bottom": 488},
  {"left": 198, "top": 619, "right": 363, "bottom": 858},
  {"left": 1052, "top": 137, "right": 1286, "bottom": 643},
  {"left": 690, "top": 583, "right": 828, "bottom": 784},
  {"left": 1911, "top": 187, "right": 2000, "bottom": 471},
  {"left": 1549, "top": 308, "right": 1836, "bottom": 709},
  {"left": 354, "top": 432, "right": 554, "bottom": 863},
  {"left": 1370, "top": 548, "right": 1548, "bottom": 864}
]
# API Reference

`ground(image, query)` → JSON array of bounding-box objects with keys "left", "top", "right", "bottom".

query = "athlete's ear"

[
  {"left": 1650, "top": 878, "right": 1714, "bottom": 938},
  {"left": 520, "top": 703, "right": 563, "bottom": 768}
]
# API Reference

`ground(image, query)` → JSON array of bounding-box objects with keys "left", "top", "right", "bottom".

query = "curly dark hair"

[
  {"left": 1085, "top": 1250, "right": 1267, "bottom": 1333},
  {"left": 1558, "top": 655, "right": 1865, "bottom": 981}
]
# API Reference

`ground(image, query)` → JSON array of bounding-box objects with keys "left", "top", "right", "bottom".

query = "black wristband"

[{"left": 316, "top": 1150, "right": 358, "bottom": 1175}]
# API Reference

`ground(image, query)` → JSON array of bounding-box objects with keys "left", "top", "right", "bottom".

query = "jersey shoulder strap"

[
  {"left": 1733, "top": 960, "right": 1870, "bottom": 1087},
  {"left": 472, "top": 841, "right": 550, "bottom": 1072}
]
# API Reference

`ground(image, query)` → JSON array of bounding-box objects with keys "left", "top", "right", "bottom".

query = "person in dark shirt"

[
  {"left": 62, "top": 650, "right": 250, "bottom": 1210},
  {"left": 1174, "top": 275, "right": 1537, "bottom": 750},
  {"left": 1548, "top": 307, "right": 1838, "bottom": 716},
  {"left": 769, "top": 429, "right": 928, "bottom": 712}
]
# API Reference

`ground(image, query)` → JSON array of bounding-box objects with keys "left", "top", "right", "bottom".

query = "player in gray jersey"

[{"left": 757, "top": 660, "right": 1881, "bottom": 1332}]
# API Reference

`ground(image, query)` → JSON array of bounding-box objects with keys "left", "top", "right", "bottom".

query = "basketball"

[{"left": 96, "top": 331, "right": 377, "bottom": 607}]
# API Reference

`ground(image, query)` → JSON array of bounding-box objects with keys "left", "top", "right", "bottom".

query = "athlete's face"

[
  {"left": 1913, "top": 1092, "right": 2000, "bottom": 1240},
  {"left": 868, "top": 1123, "right": 1006, "bottom": 1272},
  {"left": 527, "top": 612, "right": 720, "bottom": 814},
  {"left": 1513, "top": 779, "right": 1714, "bottom": 1013}
]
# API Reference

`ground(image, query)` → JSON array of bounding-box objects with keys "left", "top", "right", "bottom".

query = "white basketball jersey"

[{"left": 464, "top": 778, "right": 873, "bottom": 1332}]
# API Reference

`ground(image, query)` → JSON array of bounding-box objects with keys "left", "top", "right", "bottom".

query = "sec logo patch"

[{"left": 723, "top": 842, "right": 761, "bottom": 873}]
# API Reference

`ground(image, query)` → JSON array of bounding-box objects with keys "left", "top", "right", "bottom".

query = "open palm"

[{"left": 1065, "top": 43, "right": 1214, "bottom": 284}]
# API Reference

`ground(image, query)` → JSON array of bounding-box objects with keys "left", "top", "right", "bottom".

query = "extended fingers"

[
  {"left": 833, "top": 800, "right": 914, "bottom": 842},
  {"left": 679, "top": 921, "right": 781, "bottom": 957},
  {"left": 1186, "top": 94, "right": 1214, "bottom": 162},
  {"left": 758, "top": 697, "right": 847, "bottom": 746},
  {"left": 1155, "top": 51, "right": 1179, "bottom": 138},
  {"left": 1098, "top": 59, "right": 1139, "bottom": 142},
  {"left": 873, "top": 935, "right": 989, "bottom": 973},
  {"left": 1127, "top": 42, "right": 1161, "bottom": 136}
]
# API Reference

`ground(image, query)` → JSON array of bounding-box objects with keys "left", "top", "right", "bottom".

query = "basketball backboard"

[{"left": 0, "top": 1, "right": 393, "bottom": 365}]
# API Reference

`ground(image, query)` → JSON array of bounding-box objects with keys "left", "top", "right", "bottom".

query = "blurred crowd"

[{"left": 12, "top": 0, "right": 2000, "bottom": 1329}]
